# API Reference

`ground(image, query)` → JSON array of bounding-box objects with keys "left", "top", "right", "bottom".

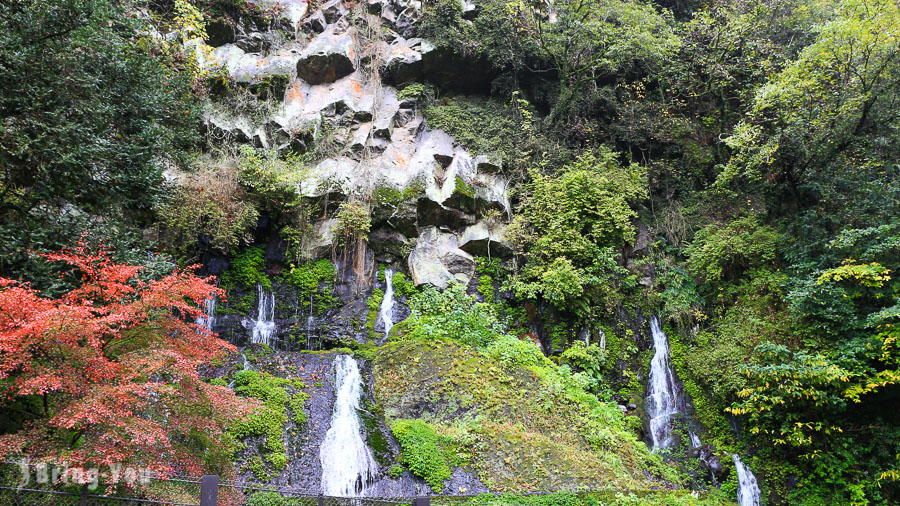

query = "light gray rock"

[
  {"left": 382, "top": 40, "right": 423, "bottom": 85},
  {"left": 408, "top": 226, "right": 475, "bottom": 288},
  {"left": 296, "top": 28, "right": 355, "bottom": 84},
  {"left": 474, "top": 153, "right": 502, "bottom": 172},
  {"left": 460, "top": 0, "right": 477, "bottom": 20},
  {"left": 302, "top": 10, "right": 328, "bottom": 33},
  {"left": 369, "top": 227, "right": 414, "bottom": 261},
  {"left": 299, "top": 219, "right": 338, "bottom": 260},
  {"left": 320, "top": 0, "right": 347, "bottom": 23},
  {"left": 458, "top": 220, "right": 512, "bottom": 257},
  {"left": 211, "top": 43, "right": 302, "bottom": 83},
  {"left": 235, "top": 32, "right": 267, "bottom": 52},
  {"left": 256, "top": 0, "right": 309, "bottom": 28}
]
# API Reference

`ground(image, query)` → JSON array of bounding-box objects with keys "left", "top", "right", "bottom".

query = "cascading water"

[
  {"left": 251, "top": 285, "right": 276, "bottom": 346},
  {"left": 319, "top": 355, "right": 377, "bottom": 496},
  {"left": 378, "top": 268, "right": 395, "bottom": 339},
  {"left": 688, "top": 430, "right": 702, "bottom": 448},
  {"left": 227, "top": 351, "right": 253, "bottom": 390},
  {"left": 732, "top": 454, "right": 762, "bottom": 506},
  {"left": 196, "top": 294, "right": 217, "bottom": 332},
  {"left": 306, "top": 316, "right": 317, "bottom": 350},
  {"left": 645, "top": 315, "right": 682, "bottom": 449}
]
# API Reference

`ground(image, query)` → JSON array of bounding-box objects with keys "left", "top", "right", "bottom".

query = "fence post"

[
  {"left": 318, "top": 494, "right": 325, "bottom": 506},
  {"left": 412, "top": 497, "right": 430, "bottom": 506},
  {"left": 200, "top": 475, "right": 219, "bottom": 506},
  {"left": 80, "top": 483, "right": 88, "bottom": 506}
]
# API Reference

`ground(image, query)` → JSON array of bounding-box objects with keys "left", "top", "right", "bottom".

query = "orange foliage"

[{"left": 0, "top": 242, "right": 257, "bottom": 477}]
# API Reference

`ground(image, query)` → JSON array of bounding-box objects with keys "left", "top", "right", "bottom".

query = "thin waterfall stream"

[
  {"left": 379, "top": 268, "right": 394, "bottom": 339},
  {"left": 251, "top": 285, "right": 276, "bottom": 346},
  {"left": 319, "top": 354, "right": 377, "bottom": 496},
  {"left": 645, "top": 315, "right": 682, "bottom": 449},
  {"left": 732, "top": 454, "right": 762, "bottom": 506},
  {"left": 196, "top": 294, "right": 217, "bottom": 332}
]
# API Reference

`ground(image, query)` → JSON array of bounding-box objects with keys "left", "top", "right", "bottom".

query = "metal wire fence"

[
  {"left": 0, "top": 461, "right": 202, "bottom": 505},
  {"left": 0, "top": 462, "right": 437, "bottom": 506}
]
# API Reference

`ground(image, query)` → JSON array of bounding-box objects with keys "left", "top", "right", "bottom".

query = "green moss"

[
  {"left": 360, "top": 400, "right": 391, "bottom": 466},
  {"left": 374, "top": 339, "right": 682, "bottom": 491},
  {"left": 388, "top": 463, "right": 405, "bottom": 478},
  {"left": 666, "top": 327, "right": 732, "bottom": 446},
  {"left": 423, "top": 97, "right": 519, "bottom": 162},
  {"left": 281, "top": 259, "right": 337, "bottom": 312},
  {"left": 289, "top": 390, "right": 309, "bottom": 425},
  {"left": 391, "top": 271, "right": 418, "bottom": 299},
  {"left": 477, "top": 274, "right": 495, "bottom": 305},
  {"left": 222, "top": 245, "right": 269, "bottom": 290},
  {"left": 227, "top": 370, "right": 310, "bottom": 478},
  {"left": 397, "top": 83, "right": 431, "bottom": 101},
  {"left": 209, "top": 377, "right": 228, "bottom": 387},
  {"left": 246, "top": 343, "right": 273, "bottom": 362},
  {"left": 438, "top": 489, "right": 732, "bottom": 505},
  {"left": 391, "top": 419, "right": 453, "bottom": 490},
  {"left": 374, "top": 179, "right": 425, "bottom": 208},
  {"left": 247, "top": 456, "right": 270, "bottom": 481}
]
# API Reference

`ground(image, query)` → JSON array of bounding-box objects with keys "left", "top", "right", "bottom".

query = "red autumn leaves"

[{"left": 0, "top": 242, "right": 257, "bottom": 477}]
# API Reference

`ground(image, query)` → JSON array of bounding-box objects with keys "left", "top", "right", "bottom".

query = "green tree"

[
  {"left": 510, "top": 148, "right": 646, "bottom": 314},
  {"left": 0, "top": 0, "right": 200, "bottom": 282}
]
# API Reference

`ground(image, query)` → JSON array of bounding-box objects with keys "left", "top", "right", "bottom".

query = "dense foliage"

[
  {"left": 0, "top": 243, "right": 254, "bottom": 475},
  {"left": 2, "top": 0, "right": 899, "bottom": 503},
  {"left": 0, "top": 0, "right": 200, "bottom": 285}
]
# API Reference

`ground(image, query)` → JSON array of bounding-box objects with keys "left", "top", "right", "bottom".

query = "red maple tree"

[{"left": 0, "top": 242, "right": 256, "bottom": 477}]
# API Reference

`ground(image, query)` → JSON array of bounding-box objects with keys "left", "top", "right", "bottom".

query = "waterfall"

[
  {"left": 645, "top": 315, "right": 681, "bottom": 449},
  {"left": 251, "top": 285, "right": 276, "bottom": 346},
  {"left": 306, "top": 315, "right": 317, "bottom": 350},
  {"left": 732, "top": 454, "right": 762, "bottom": 506},
  {"left": 196, "top": 294, "right": 217, "bottom": 332},
  {"left": 227, "top": 351, "right": 252, "bottom": 390},
  {"left": 578, "top": 326, "right": 590, "bottom": 345},
  {"left": 378, "top": 268, "right": 395, "bottom": 339},
  {"left": 688, "top": 430, "right": 702, "bottom": 448},
  {"left": 320, "top": 355, "right": 377, "bottom": 496}
]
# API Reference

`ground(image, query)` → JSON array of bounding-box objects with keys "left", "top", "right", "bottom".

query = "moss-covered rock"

[{"left": 373, "top": 339, "right": 678, "bottom": 492}]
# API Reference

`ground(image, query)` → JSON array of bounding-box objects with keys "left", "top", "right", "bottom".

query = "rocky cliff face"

[
  {"left": 186, "top": 0, "right": 677, "bottom": 497},
  {"left": 198, "top": 0, "right": 511, "bottom": 286}
]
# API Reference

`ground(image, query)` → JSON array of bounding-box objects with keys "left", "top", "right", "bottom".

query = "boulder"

[
  {"left": 235, "top": 32, "right": 267, "bottom": 53},
  {"left": 256, "top": 0, "right": 309, "bottom": 28},
  {"left": 369, "top": 227, "right": 414, "bottom": 262},
  {"left": 474, "top": 153, "right": 502, "bottom": 172},
  {"left": 211, "top": 44, "right": 302, "bottom": 83},
  {"left": 367, "top": 0, "right": 385, "bottom": 13},
  {"left": 458, "top": 221, "right": 512, "bottom": 257},
  {"left": 301, "top": 10, "right": 328, "bottom": 33},
  {"left": 321, "top": 0, "right": 347, "bottom": 23},
  {"left": 296, "top": 28, "right": 355, "bottom": 84},
  {"left": 299, "top": 219, "right": 338, "bottom": 259},
  {"left": 408, "top": 226, "right": 475, "bottom": 289},
  {"left": 460, "top": 0, "right": 477, "bottom": 20},
  {"left": 382, "top": 41, "right": 423, "bottom": 85}
]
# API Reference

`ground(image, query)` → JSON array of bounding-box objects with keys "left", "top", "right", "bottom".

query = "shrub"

[
  {"left": 406, "top": 283, "right": 504, "bottom": 348},
  {"left": 159, "top": 163, "right": 258, "bottom": 259},
  {"left": 391, "top": 419, "right": 451, "bottom": 490}
]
